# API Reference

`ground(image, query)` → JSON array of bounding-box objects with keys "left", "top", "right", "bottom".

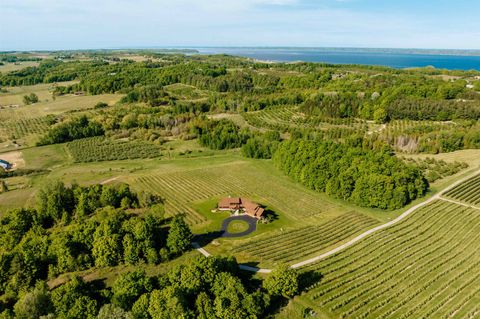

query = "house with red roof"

[{"left": 218, "top": 197, "right": 265, "bottom": 219}]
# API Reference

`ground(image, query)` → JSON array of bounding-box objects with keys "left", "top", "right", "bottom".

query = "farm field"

[
  {"left": 0, "top": 83, "right": 122, "bottom": 149},
  {"left": 129, "top": 157, "right": 356, "bottom": 225},
  {"left": 233, "top": 211, "right": 379, "bottom": 264},
  {"left": 124, "top": 155, "right": 391, "bottom": 266},
  {"left": 383, "top": 119, "right": 457, "bottom": 136},
  {"left": 443, "top": 173, "right": 480, "bottom": 206},
  {"left": 298, "top": 199, "right": 480, "bottom": 319},
  {"left": 0, "top": 61, "right": 40, "bottom": 73},
  {"left": 66, "top": 137, "right": 163, "bottom": 162},
  {"left": 242, "top": 105, "right": 368, "bottom": 134},
  {"left": 0, "top": 115, "right": 53, "bottom": 141}
]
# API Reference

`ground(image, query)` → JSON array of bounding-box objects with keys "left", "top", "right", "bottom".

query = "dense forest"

[{"left": 273, "top": 140, "right": 428, "bottom": 209}]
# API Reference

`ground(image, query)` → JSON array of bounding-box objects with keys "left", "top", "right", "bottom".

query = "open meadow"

[{"left": 0, "top": 61, "right": 40, "bottom": 73}]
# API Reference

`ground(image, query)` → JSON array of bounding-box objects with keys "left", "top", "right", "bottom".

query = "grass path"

[
  {"left": 439, "top": 196, "right": 480, "bottom": 211},
  {"left": 100, "top": 176, "right": 121, "bottom": 185},
  {"left": 194, "top": 169, "right": 480, "bottom": 273}
]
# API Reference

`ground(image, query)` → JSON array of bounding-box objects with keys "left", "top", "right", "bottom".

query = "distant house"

[
  {"left": 218, "top": 197, "right": 265, "bottom": 219},
  {"left": 0, "top": 160, "right": 12, "bottom": 170}
]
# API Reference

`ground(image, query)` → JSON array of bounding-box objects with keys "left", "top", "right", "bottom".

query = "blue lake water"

[{"left": 194, "top": 48, "right": 480, "bottom": 71}]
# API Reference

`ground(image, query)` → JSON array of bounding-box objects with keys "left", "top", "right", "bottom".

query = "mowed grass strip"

[
  {"left": 233, "top": 211, "right": 378, "bottom": 264},
  {"left": 300, "top": 200, "right": 480, "bottom": 319}
]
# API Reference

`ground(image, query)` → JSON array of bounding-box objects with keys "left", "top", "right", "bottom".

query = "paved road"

[{"left": 193, "top": 169, "right": 480, "bottom": 273}]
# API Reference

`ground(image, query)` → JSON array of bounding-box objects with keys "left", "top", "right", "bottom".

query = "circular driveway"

[{"left": 220, "top": 215, "right": 257, "bottom": 238}]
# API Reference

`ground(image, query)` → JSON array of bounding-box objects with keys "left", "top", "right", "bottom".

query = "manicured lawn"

[{"left": 227, "top": 219, "right": 250, "bottom": 233}]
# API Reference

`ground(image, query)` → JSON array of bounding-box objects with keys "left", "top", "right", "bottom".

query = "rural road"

[{"left": 193, "top": 169, "right": 480, "bottom": 273}]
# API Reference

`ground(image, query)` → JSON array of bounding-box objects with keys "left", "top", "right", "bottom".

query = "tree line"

[
  {"left": 37, "top": 116, "right": 104, "bottom": 146},
  {"left": 273, "top": 139, "right": 428, "bottom": 209},
  {"left": 8, "top": 256, "right": 300, "bottom": 319}
]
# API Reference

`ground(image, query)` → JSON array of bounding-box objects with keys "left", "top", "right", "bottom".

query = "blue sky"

[{"left": 1, "top": 0, "right": 479, "bottom": 50}]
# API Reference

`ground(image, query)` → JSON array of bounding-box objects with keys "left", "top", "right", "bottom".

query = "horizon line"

[{"left": 3, "top": 46, "right": 480, "bottom": 53}]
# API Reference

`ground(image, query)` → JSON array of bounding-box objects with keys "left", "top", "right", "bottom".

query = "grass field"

[
  {"left": 163, "top": 83, "right": 208, "bottom": 101},
  {"left": 297, "top": 199, "right": 480, "bottom": 319},
  {"left": 0, "top": 82, "right": 77, "bottom": 106},
  {"left": 0, "top": 82, "right": 122, "bottom": 122},
  {"left": 0, "top": 61, "right": 40, "bottom": 73},
  {"left": 0, "top": 83, "right": 122, "bottom": 150},
  {"left": 227, "top": 220, "right": 250, "bottom": 233}
]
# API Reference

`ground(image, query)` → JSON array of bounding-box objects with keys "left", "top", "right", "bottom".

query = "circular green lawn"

[{"left": 226, "top": 220, "right": 250, "bottom": 234}]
